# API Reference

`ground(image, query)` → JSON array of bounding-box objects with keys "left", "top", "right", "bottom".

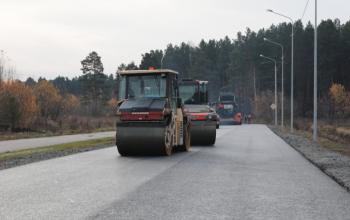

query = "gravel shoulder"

[{"left": 269, "top": 126, "right": 350, "bottom": 192}]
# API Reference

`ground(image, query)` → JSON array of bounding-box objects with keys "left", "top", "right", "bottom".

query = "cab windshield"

[
  {"left": 179, "top": 84, "right": 199, "bottom": 104},
  {"left": 119, "top": 74, "right": 167, "bottom": 99},
  {"left": 220, "top": 95, "right": 235, "bottom": 102}
]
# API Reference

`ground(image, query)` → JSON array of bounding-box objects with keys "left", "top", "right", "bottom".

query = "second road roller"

[
  {"left": 115, "top": 69, "right": 191, "bottom": 156},
  {"left": 179, "top": 79, "right": 217, "bottom": 145}
]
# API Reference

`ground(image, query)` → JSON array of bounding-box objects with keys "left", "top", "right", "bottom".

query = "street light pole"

[
  {"left": 267, "top": 9, "right": 294, "bottom": 132},
  {"left": 313, "top": 0, "right": 318, "bottom": 141},
  {"left": 161, "top": 54, "right": 165, "bottom": 69},
  {"left": 264, "top": 38, "right": 284, "bottom": 127},
  {"left": 274, "top": 62, "right": 278, "bottom": 126},
  {"left": 161, "top": 49, "right": 167, "bottom": 69},
  {"left": 291, "top": 24, "right": 294, "bottom": 132},
  {"left": 260, "top": 54, "right": 278, "bottom": 126}
]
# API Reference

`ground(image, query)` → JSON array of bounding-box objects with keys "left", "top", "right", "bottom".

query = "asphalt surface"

[
  {"left": 1, "top": 125, "right": 350, "bottom": 220},
  {"left": 0, "top": 131, "right": 115, "bottom": 153}
]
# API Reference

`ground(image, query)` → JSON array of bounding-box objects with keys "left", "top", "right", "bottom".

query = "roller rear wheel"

[{"left": 162, "top": 125, "right": 173, "bottom": 156}]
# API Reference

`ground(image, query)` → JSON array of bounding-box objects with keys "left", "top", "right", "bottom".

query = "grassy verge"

[
  {"left": 0, "top": 137, "right": 115, "bottom": 169},
  {"left": 0, "top": 127, "right": 114, "bottom": 141}
]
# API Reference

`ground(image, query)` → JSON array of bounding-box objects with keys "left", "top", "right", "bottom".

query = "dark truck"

[
  {"left": 115, "top": 69, "right": 191, "bottom": 156},
  {"left": 179, "top": 79, "right": 217, "bottom": 145},
  {"left": 216, "top": 92, "right": 242, "bottom": 125}
]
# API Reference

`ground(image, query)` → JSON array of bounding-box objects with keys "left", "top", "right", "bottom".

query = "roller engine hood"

[{"left": 119, "top": 98, "right": 167, "bottom": 112}]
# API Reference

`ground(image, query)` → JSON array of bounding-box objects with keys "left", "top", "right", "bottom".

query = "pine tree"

[{"left": 80, "top": 51, "right": 106, "bottom": 115}]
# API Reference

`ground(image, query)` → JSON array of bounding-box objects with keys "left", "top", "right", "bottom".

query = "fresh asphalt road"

[
  {"left": 0, "top": 131, "right": 115, "bottom": 153},
  {"left": 1, "top": 125, "right": 350, "bottom": 220}
]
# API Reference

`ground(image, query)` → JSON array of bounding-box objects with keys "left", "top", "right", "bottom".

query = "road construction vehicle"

[
  {"left": 216, "top": 92, "right": 242, "bottom": 125},
  {"left": 115, "top": 69, "right": 191, "bottom": 156},
  {"left": 179, "top": 79, "right": 217, "bottom": 145}
]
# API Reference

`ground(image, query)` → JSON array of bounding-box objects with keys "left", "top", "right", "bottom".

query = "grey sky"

[{"left": 0, "top": 0, "right": 349, "bottom": 80}]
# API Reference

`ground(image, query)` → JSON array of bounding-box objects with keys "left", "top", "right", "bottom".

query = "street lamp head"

[
  {"left": 259, "top": 54, "right": 263, "bottom": 57},
  {"left": 267, "top": 9, "right": 274, "bottom": 13},
  {"left": 263, "top": 37, "right": 267, "bottom": 41}
]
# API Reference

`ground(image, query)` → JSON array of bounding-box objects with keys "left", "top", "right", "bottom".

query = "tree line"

[
  {"left": 1, "top": 18, "right": 350, "bottom": 132},
  {"left": 121, "top": 18, "right": 350, "bottom": 121}
]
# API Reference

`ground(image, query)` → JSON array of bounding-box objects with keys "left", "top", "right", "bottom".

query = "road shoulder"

[{"left": 269, "top": 126, "right": 350, "bottom": 192}]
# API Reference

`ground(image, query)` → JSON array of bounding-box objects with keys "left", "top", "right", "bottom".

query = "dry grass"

[
  {"left": 292, "top": 125, "right": 350, "bottom": 158},
  {"left": 336, "top": 127, "right": 350, "bottom": 139},
  {"left": 0, "top": 116, "right": 116, "bottom": 141},
  {"left": 318, "top": 137, "right": 350, "bottom": 157}
]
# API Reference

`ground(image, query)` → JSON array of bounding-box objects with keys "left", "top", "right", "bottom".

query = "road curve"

[
  {"left": 1, "top": 125, "right": 350, "bottom": 220},
  {"left": 0, "top": 131, "right": 115, "bottom": 153}
]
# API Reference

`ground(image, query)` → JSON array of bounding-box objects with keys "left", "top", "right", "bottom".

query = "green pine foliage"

[{"left": 139, "top": 19, "right": 350, "bottom": 117}]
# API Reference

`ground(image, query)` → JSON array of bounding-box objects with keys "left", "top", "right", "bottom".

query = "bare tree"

[
  {"left": 0, "top": 51, "right": 16, "bottom": 82},
  {"left": 0, "top": 50, "right": 4, "bottom": 85},
  {"left": 5, "top": 57, "right": 16, "bottom": 81}
]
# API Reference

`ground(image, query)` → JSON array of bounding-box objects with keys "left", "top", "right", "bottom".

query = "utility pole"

[{"left": 313, "top": 0, "right": 318, "bottom": 141}]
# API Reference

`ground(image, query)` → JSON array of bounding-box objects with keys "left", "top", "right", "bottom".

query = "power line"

[{"left": 301, "top": 0, "right": 310, "bottom": 20}]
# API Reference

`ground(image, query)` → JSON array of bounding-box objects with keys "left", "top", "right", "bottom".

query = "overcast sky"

[{"left": 0, "top": 0, "right": 349, "bottom": 80}]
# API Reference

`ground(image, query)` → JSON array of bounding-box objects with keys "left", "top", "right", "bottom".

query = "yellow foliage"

[
  {"left": 34, "top": 80, "right": 62, "bottom": 120},
  {"left": 0, "top": 81, "right": 38, "bottom": 128},
  {"left": 62, "top": 94, "right": 80, "bottom": 115},
  {"left": 329, "top": 83, "right": 350, "bottom": 117},
  {"left": 107, "top": 98, "right": 118, "bottom": 109},
  {"left": 329, "top": 84, "right": 346, "bottom": 105}
]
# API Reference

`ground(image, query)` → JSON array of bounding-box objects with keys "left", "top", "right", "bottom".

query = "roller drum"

[
  {"left": 116, "top": 122, "right": 169, "bottom": 156},
  {"left": 190, "top": 121, "right": 216, "bottom": 146}
]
